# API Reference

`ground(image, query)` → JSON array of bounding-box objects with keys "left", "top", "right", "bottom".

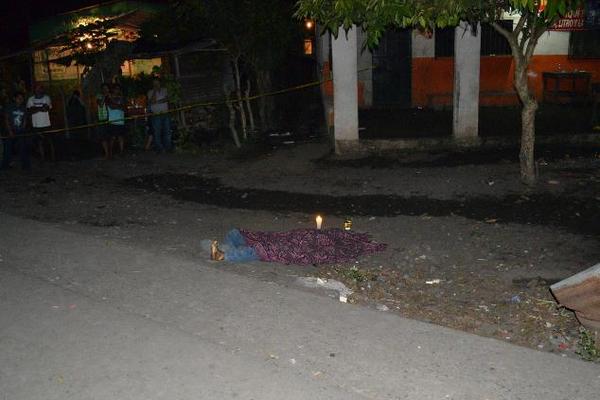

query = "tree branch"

[
  {"left": 525, "top": 25, "right": 547, "bottom": 61},
  {"left": 491, "top": 21, "right": 516, "bottom": 47},
  {"left": 516, "top": 11, "right": 531, "bottom": 54},
  {"left": 514, "top": 11, "right": 528, "bottom": 36}
]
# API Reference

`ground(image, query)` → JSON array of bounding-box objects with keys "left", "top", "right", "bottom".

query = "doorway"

[{"left": 372, "top": 29, "right": 412, "bottom": 107}]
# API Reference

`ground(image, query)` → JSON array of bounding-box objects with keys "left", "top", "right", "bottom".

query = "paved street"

[{"left": 1, "top": 213, "right": 599, "bottom": 400}]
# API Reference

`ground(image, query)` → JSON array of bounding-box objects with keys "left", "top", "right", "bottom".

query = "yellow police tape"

[{"left": 1, "top": 67, "right": 371, "bottom": 140}]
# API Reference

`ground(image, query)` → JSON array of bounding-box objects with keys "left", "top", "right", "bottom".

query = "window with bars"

[
  {"left": 434, "top": 20, "right": 513, "bottom": 57},
  {"left": 569, "top": 30, "right": 600, "bottom": 58},
  {"left": 480, "top": 20, "right": 513, "bottom": 56},
  {"left": 434, "top": 27, "right": 455, "bottom": 57}
]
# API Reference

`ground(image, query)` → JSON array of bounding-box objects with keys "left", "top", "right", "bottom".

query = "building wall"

[
  {"left": 412, "top": 30, "right": 453, "bottom": 107},
  {"left": 411, "top": 26, "right": 600, "bottom": 108},
  {"left": 316, "top": 20, "right": 600, "bottom": 110}
]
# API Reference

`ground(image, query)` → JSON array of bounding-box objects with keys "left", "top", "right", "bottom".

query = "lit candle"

[
  {"left": 316, "top": 215, "right": 323, "bottom": 230},
  {"left": 344, "top": 218, "right": 352, "bottom": 231}
]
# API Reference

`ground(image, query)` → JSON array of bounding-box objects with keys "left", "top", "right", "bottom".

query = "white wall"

[
  {"left": 535, "top": 30, "right": 570, "bottom": 55},
  {"left": 412, "top": 30, "right": 435, "bottom": 58},
  {"left": 503, "top": 13, "right": 570, "bottom": 56}
]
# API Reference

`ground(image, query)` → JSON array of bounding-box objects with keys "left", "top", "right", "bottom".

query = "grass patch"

[
  {"left": 341, "top": 266, "right": 374, "bottom": 283},
  {"left": 577, "top": 327, "right": 600, "bottom": 362}
]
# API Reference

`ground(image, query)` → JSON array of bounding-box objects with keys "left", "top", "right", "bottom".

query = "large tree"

[
  {"left": 53, "top": 18, "right": 133, "bottom": 94},
  {"left": 296, "top": 0, "right": 581, "bottom": 185},
  {"left": 142, "top": 0, "right": 301, "bottom": 134}
]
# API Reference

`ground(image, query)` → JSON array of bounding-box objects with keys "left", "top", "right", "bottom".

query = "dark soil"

[
  {"left": 316, "top": 144, "right": 600, "bottom": 168},
  {"left": 127, "top": 172, "right": 600, "bottom": 236},
  {"left": 359, "top": 104, "right": 598, "bottom": 139}
]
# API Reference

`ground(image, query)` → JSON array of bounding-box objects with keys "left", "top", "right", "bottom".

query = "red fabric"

[{"left": 240, "top": 228, "right": 386, "bottom": 265}]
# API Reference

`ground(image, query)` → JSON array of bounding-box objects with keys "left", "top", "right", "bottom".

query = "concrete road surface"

[{"left": 1, "top": 213, "right": 599, "bottom": 400}]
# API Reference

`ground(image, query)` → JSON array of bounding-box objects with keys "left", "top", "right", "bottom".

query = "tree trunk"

[
  {"left": 513, "top": 58, "right": 537, "bottom": 185},
  {"left": 256, "top": 69, "right": 274, "bottom": 130},
  {"left": 520, "top": 100, "right": 538, "bottom": 185},
  {"left": 492, "top": 18, "right": 545, "bottom": 186},
  {"left": 245, "top": 79, "right": 256, "bottom": 133},
  {"left": 232, "top": 58, "right": 247, "bottom": 139},
  {"left": 224, "top": 87, "right": 241, "bottom": 148}
]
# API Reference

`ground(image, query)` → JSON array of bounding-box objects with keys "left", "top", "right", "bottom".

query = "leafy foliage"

[
  {"left": 142, "top": 0, "right": 300, "bottom": 70},
  {"left": 50, "top": 17, "right": 133, "bottom": 95},
  {"left": 296, "top": 0, "right": 581, "bottom": 46},
  {"left": 141, "top": 0, "right": 303, "bottom": 134},
  {"left": 53, "top": 18, "right": 120, "bottom": 68}
]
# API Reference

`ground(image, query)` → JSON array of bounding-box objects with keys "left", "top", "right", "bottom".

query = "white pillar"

[
  {"left": 332, "top": 26, "right": 359, "bottom": 152},
  {"left": 453, "top": 22, "right": 481, "bottom": 141}
]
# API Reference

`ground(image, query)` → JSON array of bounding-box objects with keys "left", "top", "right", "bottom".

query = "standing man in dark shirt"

[{"left": 3, "top": 92, "right": 31, "bottom": 171}]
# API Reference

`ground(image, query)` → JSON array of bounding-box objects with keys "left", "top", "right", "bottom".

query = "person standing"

[
  {"left": 96, "top": 83, "right": 112, "bottom": 159},
  {"left": 147, "top": 77, "right": 171, "bottom": 153},
  {"left": 3, "top": 92, "right": 31, "bottom": 171},
  {"left": 65, "top": 89, "right": 87, "bottom": 160},
  {"left": 107, "top": 83, "right": 127, "bottom": 156},
  {"left": 27, "top": 84, "right": 54, "bottom": 162}
]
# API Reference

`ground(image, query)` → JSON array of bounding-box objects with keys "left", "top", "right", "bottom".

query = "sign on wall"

[
  {"left": 550, "top": 8, "right": 586, "bottom": 31},
  {"left": 549, "top": 0, "right": 600, "bottom": 31}
]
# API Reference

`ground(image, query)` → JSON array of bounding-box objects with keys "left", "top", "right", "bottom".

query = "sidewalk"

[{"left": 1, "top": 213, "right": 599, "bottom": 400}]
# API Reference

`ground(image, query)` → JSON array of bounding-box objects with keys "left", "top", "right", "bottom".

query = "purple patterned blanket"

[{"left": 240, "top": 228, "right": 386, "bottom": 265}]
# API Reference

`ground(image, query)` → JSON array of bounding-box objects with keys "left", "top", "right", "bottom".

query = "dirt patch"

[
  {"left": 127, "top": 173, "right": 600, "bottom": 236},
  {"left": 314, "top": 264, "right": 579, "bottom": 352},
  {"left": 316, "top": 144, "right": 600, "bottom": 168},
  {"left": 1, "top": 144, "right": 599, "bottom": 359}
]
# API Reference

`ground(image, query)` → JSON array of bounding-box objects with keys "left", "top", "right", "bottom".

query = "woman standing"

[{"left": 107, "top": 83, "right": 127, "bottom": 156}]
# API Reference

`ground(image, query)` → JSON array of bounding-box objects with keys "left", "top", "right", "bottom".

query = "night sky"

[{"left": 0, "top": 1, "right": 102, "bottom": 52}]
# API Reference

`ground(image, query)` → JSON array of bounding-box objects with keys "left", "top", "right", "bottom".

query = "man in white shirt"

[
  {"left": 27, "top": 84, "right": 54, "bottom": 162},
  {"left": 147, "top": 77, "right": 172, "bottom": 153}
]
